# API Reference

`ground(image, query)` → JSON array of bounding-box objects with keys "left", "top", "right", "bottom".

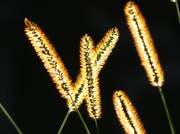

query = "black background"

[{"left": 0, "top": 0, "right": 180, "bottom": 133}]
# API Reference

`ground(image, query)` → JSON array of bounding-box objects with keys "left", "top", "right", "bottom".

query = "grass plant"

[{"left": 1, "top": 1, "right": 178, "bottom": 134}]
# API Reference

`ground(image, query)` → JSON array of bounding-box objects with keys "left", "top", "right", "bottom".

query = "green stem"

[
  {"left": 0, "top": 103, "right": 23, "bottom": 134},
  {"left": 175, "top": 0, "right": 180, "bottom": 23},
  {"left": 57, "top": 109, "right": 71, "bottom": 134},
  {"left": 94, "top": 119, "right": 100, "bottom": 134},
  {"left": 75, "top": 108, "right": 91, "bottom": 134},
  {"left": 158, "top": 86, "right": 175, "bottom": 134},
  {"left": 66, "top": 92, "right": 91, "bottom": 134},
  {"left": 57, "top": 107, "right": 90, "bottom": 134}
]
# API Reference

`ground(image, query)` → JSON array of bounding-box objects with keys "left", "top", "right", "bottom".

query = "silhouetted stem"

[
  {"left": 95, "top": 119, "right": 100, "bottom": 134},
  {"left": 57, "top": 109, "right": 71, "bottom": 134},
  {"left": 158, "top": 86, "right": 175, "bottom": 134},
  {"left": 75, "top": 108, "right": 91, "bottom": 134},
  {"left": 67, "top": 92, "right": 91, "bottom": 134},
  {"left": 175, "top": 0, "right": 180, "bottom": 23},
  {"left": 0, "top": 103, "right": 23, "bottom": 134}
]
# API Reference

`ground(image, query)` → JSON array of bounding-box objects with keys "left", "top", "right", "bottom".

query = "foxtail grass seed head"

[
  {"left": 113, "top": 90, "right": 147, "bottom": 134},
  {"left": 94, "top": 28, "right": 119, "bottom": 73},
  {"left": 25, "top": 18, "right": 118, "bottom": 117},
  {"left": 24, "top": 18, "right": 74, "bottom": 100},
  {"left": 80, "top": 35, "right": 102, "bottom": 119},
  {"left": 124, "top": 1, "right": 164, "bottom": 87},
  {"left": 69, "top": 28, "right": 119, "bottom": 111},
  {"left": 67, "top": 35, "right": 95, "bottom": 111}
]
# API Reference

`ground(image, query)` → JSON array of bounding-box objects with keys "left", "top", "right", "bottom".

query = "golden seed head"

[
  {"left": 113, "top": 90, "right": 147, "bottom": 134},
  {"left": 124, "top": 1, "right": 164, "bottom": 87}
]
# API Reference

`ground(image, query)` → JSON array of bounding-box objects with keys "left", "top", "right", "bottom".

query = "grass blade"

[{"left": 0, "top": 103, "right": 23, "bottom": 134}]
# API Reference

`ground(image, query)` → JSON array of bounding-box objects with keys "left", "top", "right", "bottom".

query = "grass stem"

[
  {"left": 174, "top": 0, "right": 180, "bottom": 23},
  {"left": 75, "top": 108, "right": 91, "bottom": 134},
  {"left": 95, "top": 119, "right": 100, "bottom": 134},
  {"left": 0, "top": 103, "right": 23, "bottom": 134},
  {"left": 67, "top": 92, "right": 91, "bottom": 134},
  {"left": 57, "top": 109, "right": 71, "bottom": 134},
  {"left": 158, "top": 86, "right": 175, "bottom": 134}
]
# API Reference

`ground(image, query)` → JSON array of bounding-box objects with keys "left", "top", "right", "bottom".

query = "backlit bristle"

[
  {"left": 24, "top": 18, "right": 73, "bottom": 99},
  {"left": 113, "top": 90, "right": 146, "bottom": 134},
  {"left": 25, "top": 18, "right": 119, "bottom": 120},
  {"left": 80, "top": 35, "right": 101, "bottom": 119},
  {"left": 124, "top": 1, "right": 164, "bottom": 87},
  {"left": 69, "top": 29, "right": 119, "bottom": 112},
  {"left": 94, "top": 28, "right": 119, "bottom": 73}
]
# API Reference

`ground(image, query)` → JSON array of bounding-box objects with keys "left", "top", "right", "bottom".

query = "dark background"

[{"left": 0, "top": 0, "right": 180, "bottom": 133}]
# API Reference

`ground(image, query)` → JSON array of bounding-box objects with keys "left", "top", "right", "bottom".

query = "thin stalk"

[
  {"left": 67, "top": 92, "right": 91, "bottom": 134},
  {"left": 0, "top": 103, "right": 23, "bottom": 134},
  {"left": 57, "top": 109, "right": 71, "bottom": 134},
  {"left": 75, "top": 108, "right": 91, "bottom": 134},
  {"left": 158, "top": 86, "right": 175, "bottom": 134},
  {"left": 175, "top": 0, "right": 180, "bottom": 23},
  {"left": 94, "top": 119, "right": 100, "bottom": 134}
]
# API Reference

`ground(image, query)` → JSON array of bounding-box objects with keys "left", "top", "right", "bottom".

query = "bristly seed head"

[
  {"left": 124, "top": 1, "right": 164, "bottom": 87},
  {"left": 113, "top": 90, "right": 147, "bottom": 134}
]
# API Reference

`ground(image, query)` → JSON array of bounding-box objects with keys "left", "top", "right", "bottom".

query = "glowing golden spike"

[
  {"left": 68, "top": 74, "right": 86, "bottom": 110},
  {"left": 25, "top": 18, "right": 118, "bottom": 118},
  {"left": 67, "top": 34, "right": 94, "bottom": 110},
  {"left": 124, "top": 1, "right": 164, "bottom": 86},
  {"left": 69, "top": 29, "right": 119, "bottom": 111},
  {"left": 113, "top": 90, "right": 147, "bottom": 134},
  {"left": 80, "top": 34, "right": 101, "bottom": 119},
  {"left": 67, "top": 35, "right": 90, "bottom": 110},
  {"left": 24, "top": 18, "right": 74, "bottom": 100},
  {"left": 94, "top": 28, "right": 119, "bottom": 73}
]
